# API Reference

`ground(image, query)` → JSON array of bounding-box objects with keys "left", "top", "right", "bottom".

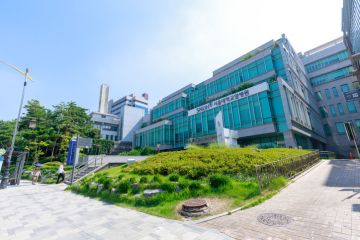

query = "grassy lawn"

[{"left": 69, "top": 147, "right": 309, "bottom": 219}]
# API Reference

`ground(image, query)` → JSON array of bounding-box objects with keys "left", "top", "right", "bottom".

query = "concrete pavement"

[
  {"left": 0, "top": 181, "right": 231, "bottom": 240},
  {"left": 201, "top": 160, "right": 360, "bottom": 240}
]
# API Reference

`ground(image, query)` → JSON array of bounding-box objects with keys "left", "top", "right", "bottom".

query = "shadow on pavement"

[
  {"left": 353, "top": 204, "right": 360, "bottom": 212},
  {"left": 323, "top": 160, "right": 360, "bottom": 187}
]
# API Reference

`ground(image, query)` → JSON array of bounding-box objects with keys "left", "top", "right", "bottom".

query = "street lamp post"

[{"left": 0, "top": 66, "right": 31, "bottom": 189}]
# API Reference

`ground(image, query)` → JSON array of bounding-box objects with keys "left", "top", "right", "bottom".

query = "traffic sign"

[{"left": 77, "top": 137, "right": 93, "bottom": 148}]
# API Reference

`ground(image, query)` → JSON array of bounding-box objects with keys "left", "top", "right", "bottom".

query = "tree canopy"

[{"left": 0, "top": 100, "right": 113, "bottom": 163}]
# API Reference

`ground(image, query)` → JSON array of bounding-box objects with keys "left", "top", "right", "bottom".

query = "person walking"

[
  {"left": 56, "top": 164, "right": 65, "bottom": 184},
  {"left": 32, "top": 167, "right": 41, "bottom": 185}
]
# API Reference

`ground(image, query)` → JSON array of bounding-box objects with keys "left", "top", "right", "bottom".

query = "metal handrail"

[{"left": 65, "top": 155, "right": 104, "bottom": 181}]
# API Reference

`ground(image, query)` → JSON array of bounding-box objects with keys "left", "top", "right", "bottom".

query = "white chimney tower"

[{"left": 98, "top": 84, "right": 109, "bottom": 113}]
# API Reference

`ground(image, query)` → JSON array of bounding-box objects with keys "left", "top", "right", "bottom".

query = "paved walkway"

[
  {"left": 0, "top": 182, "right": 231, "bottom": 240},
  {"left": 201, "top": 160, "right": 360, "bottom": 240}
]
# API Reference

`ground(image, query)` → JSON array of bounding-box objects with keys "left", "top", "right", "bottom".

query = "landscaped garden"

[{"left": 69, "top": 146, "right": 312, "bottom": 219}]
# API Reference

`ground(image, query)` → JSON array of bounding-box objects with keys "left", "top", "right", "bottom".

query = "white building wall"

[{"left": 121, "top": 106, "right": 146, "bottom": 142}]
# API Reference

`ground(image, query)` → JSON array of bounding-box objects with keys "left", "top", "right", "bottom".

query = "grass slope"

[{"left": 69, "top": 147, "right": 309, "bottom": 219}]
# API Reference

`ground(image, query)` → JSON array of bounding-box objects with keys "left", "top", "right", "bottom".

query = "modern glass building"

[
  {"left": 135, "top": 34, "right": 327, "bottom": 151},
  {"left": 342, "top": 0, "right": 360, "bottom": 74},
  {"left": 300, "top": 37, "right": 360, "bottom": 157}
]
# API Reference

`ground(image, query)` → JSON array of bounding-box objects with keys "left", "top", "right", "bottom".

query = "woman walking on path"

[
  {"left": 56, "top": 164, "right": 65, "bottom": 184},
  {"left": 32, "top": 167, "right": 41, "bottom": 185}
]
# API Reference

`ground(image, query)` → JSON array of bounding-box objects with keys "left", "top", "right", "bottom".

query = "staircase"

[{"left": 64, "top": 157, "right": 106, "bottom": 185}]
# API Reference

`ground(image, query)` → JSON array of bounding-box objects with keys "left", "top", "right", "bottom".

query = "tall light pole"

[{"left": 0, "top": 61, "right": 32, "bottom": 189}]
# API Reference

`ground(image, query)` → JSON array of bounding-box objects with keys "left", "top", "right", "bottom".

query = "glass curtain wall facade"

[
  {"left": 301, "top": 37, "right": 360, "bottom": 157},
  {"left": 135, "top": 35, "right": 326, "bottom": 150}
]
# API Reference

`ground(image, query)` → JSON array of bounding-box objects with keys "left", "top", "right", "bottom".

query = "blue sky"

[{"left": 0, "top": 0, "right": 342, "bottom": 120}]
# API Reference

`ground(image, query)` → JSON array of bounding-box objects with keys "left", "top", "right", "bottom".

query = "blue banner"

[
  {"left": 66, "top": 140, "right": 76, "bottom": 166},
  {"left": 0, "top": 156, "right": 3, "bottom": 173}
]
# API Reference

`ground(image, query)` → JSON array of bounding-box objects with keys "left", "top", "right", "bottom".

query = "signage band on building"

[{"left": 187, "top": 82, "right": 270, "bottom": 116}]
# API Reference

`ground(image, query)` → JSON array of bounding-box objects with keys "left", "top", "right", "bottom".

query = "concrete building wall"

[{"left": 121, "top": 106, "right": 146, "bottom": 142}]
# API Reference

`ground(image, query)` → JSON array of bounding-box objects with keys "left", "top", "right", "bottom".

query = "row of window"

[
  {"left": 305, "top": 51, "right": 348, "bottom": 73},
  {"left": 319, "top": 101, "right": 358, "bottom": 118},
  {"left": 188, "top": 48, "right": 285, "bottom": 109},
  {"left": 151, "top": 97, "right": 188, "bottom": 121},
  {"left": 315, "top": 84, "right": 350, "bottom": 101},
  {"left": 310, "top": 66, "right": 353, "bottom": 86},
  {"left": 189, "top": 92, "right": 273, "bottom": 137},
  {"left": 205, "top": 55, "right": 274, "bottom": 97},
  {"left": 323, "top": 120, "right": 360, "bottom": 136}
]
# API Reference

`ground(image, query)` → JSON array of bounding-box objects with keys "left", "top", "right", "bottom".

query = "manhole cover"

[
  {"left": 182, "top": 199, "right": 207, "bottom": 209},
  {"left": 181, "top": 199, "right": 209, "bottom": 217},
  {"left": 257, "top": 213, "right": 292, "bottom": 226}
]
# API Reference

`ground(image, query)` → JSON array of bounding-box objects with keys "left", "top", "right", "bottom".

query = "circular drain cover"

[{"left": 257, "top": 213, "right": 292, "bottom": 226}]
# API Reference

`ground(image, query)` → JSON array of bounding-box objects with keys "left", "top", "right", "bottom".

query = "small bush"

[
  {"left": 168, "top": 174, "right": 179, "bottom": 182},
  {"left": 160, "top": 182, "right": 177, "bottom": 192},
  {"left": 139, "top": 176, "right": 148, "bottom": 183},
  {"left": 146, "top": 182, "right": 160, "bottom": 189},
  {"left": 269, "top": 176, "right": 287, "bottom": 191},
  {"left": 117, "top": 174, "right": 125, "bottom": 180},
  {"left": 189, "top": 181, "right": 202, "bottom": 191},
  {"left": 209, "top": 174, "right": 230, "bottom": 188},
  {"left": 178, "top": 179, "right": 190, "bottom": 190},
  {"left": 129, "top": 177, "right": 137, "bottom": 183},
  {"left": 117, "top": 179, "right": 131, "bottom": 193},
  {"left": 98, "top": 176, "right": 113, "bottom": 190},
  {"left": 152, "top": 175, "right": 162, "bottom": 183}
]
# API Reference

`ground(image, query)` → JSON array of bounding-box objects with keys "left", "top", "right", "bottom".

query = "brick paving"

[
  {"left": 200, "top": 160, "right": 360, "bottom": 240},
  {"left": 0, "top": 181, "right": 231, "bottom": 240}
]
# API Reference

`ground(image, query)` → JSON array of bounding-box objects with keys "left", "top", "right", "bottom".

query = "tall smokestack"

[{"left": 98, "top": 84, "right": 109, "bottom": 113}]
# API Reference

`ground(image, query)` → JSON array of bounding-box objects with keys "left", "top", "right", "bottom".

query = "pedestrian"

[
  {"left": 349, "top": 152, "right": 354, "bottom": 160},
  {"left": 56, "top": 164, "right": 65, "bottom": 184},
  {"left": 32, "top": 167, "right": 41, "bottom": 185}
]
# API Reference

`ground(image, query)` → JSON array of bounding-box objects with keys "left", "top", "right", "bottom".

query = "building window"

[
  {"left": 323, "top": 124, "right": 332, "bottom": 136},
  {"left": 335, "top": 122, "right": 346, "bottom": 134},
  {"left": 341, "top": 84, "right": 350, "bottom": 93},
  {"left": 355, "top": 119, "right": 360, "bottom": 131},
  {"left": 346, "top": 101, "right": 357, "bottom": 113},
  {"left": 329, "top": 105, "right": 337, "bottom": 117},
  {"left": 332, "top": 87, "right": 339, "bottom": 97},
  {"left": 315, "top": 91, "right": 323, "bottom": 101},
  {"left": 325, "top": 89, "right": 331, "bottom": 99},
  {"left": 319, "top": 106, "right": 328, "bottom": 118},
  {"left": 310, "top": 66, "right": 353, "bottom": 86},
  {"left": 337, "top": 103, "right": 345, "bottom": 115}
]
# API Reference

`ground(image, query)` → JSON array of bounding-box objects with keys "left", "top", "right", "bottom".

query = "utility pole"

[{"left": 0, "top": 68, "right": 30, "bottom": 189}]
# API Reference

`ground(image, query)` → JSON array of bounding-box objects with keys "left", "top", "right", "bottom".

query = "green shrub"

[
  {"left": 139, "top": 176, "right": 148, "bottom": 183},
  {"left": 152, "top": 175, "right": 162, "bottom": 183},
  {"left": 141, "top": 146, "right": 156, "bottom": 155},
  {"left": 269, "top": 176, "right": 287, "bottom": 191},
  {"left": 129, "top": 177, "right": 137, "bottom": 183},
  {"left": 117, "top": 174, "right": 125, "bottom": 180},
  {"left": 168, "top": 174, "right": 179, "bottom": 182},
  {"left": 189, "top": 181, "right": 202, "bottom": 191},
  {"left": 126, "top": 148, "right": 310, "bottom": 178},
  {"left": 117, "top": 179, "right": 131, "bottom": 193},
  {"left": 209, "top": 174, "right": 230, "bottom": 188},
  {"left": 98, "top": 176, "right": 113, "bottom": 190},
  {"left": 119, "top": 146, "right": 156, "bottom": 156},
  {"left": 146, "top": 182, "right": 160, "bottom": 189},
  {"left": 178, "top": 179, "right": 190, "bottom": 190},
  {"left": 160, "top": 182, "right": 177, "bottom": 192}
]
